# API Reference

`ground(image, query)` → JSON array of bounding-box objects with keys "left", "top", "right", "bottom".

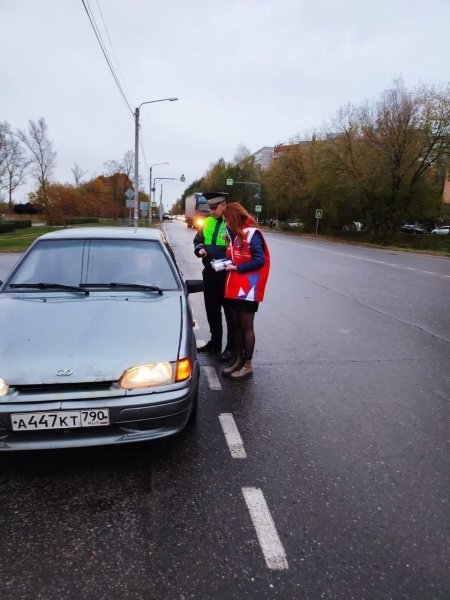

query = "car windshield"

[{"left": 6, "top": 238, "right": 180, "bottom": 291}]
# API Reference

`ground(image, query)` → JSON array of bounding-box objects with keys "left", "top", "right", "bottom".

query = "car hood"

[{"left": 0, "top": 293, "right": 183, "bottom": 384}]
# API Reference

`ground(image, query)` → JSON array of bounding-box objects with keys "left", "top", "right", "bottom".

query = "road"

[{"left": 0, "top": 224, "right": 448, "bottom": 599}]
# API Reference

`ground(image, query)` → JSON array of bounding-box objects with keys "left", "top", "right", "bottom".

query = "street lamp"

[
  {"left": 149, "top": 162, "right": 169, "bottom": 225},
  {"left": 153, "top": 174, "right": 185, "bottom": 220},
  {"left": 133, "top": 97, "right": 178, "bottom": 227}
]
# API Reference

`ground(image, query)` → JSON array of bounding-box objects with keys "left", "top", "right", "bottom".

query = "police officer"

[{"left": 193, "top": 193, "right": 234, "bottom": 360}]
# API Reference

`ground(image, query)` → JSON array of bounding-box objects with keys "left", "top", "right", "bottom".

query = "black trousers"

[{"left": 202, "top": 267, "right": 234, "bottom": 350}]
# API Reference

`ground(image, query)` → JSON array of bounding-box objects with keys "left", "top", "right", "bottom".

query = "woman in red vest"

[{"left": 222, "top": 202, "right": 270, "bottom": 379}]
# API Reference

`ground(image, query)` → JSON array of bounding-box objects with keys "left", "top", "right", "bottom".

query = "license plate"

[{"left": 11, "top": 409, "right": 110, "bottom": 431}]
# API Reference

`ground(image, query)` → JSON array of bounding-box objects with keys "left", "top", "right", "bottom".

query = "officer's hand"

[{"left": 199, "top": 249, "right": 207, "bottom": 257}]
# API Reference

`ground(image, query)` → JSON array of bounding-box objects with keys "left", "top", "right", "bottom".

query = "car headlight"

[
  {"left": 195, "top": 217, "right": 205, "bottom": 228},
  {"left": 0, "top": 378, "right": 9, "bottom": 397},
  {"left": 119, "top": 359, "right": 191, "bottom": 390}
]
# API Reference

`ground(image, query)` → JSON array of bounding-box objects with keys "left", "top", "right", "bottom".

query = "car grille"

[{"left": 14, "top": 382, "right": 113, "bottom": 395}]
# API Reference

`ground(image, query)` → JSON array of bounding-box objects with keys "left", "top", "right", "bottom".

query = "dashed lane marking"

[
  {"left": 242, "top": 487, "right": 289, "bottom": 570},
  {"left": 203, "top": 366, "right": 222, "bottom": 390},
  {"left": 219, "top": 413, "right": 247, "bottom": 458}
]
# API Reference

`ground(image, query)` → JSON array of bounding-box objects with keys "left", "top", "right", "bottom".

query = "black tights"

[{"left": 228, "top": 305, "right": 256, "bottom": 361}]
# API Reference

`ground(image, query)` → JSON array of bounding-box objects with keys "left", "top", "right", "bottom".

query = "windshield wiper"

[
  {"left": 9, "top": 283, "right": 89, "bottom": 295},
  {"left": 80, "top": 282, "right": 163, "bottom": 294}
]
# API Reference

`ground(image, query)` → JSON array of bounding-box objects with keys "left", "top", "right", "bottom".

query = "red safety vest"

[{"left": 225, "top": 226, "right": 270, "bottom": 302}]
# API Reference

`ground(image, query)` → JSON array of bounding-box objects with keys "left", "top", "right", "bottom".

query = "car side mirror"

[{"left": 185, "top": 279, "right": 204, "bottom": 294}]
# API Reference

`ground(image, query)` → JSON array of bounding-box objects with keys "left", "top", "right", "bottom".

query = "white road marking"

[
  {"left": 422, "top": 270, "right": 437, "bottom": 275},
  {"left": 242, "top": 487, "right": 289, "bottom": 570},
  {"left": 203, "top": 366, "right": 222, "bottom": 390},
  {"left": 219, "top": 413, "right": 247, "bottom": 458}
]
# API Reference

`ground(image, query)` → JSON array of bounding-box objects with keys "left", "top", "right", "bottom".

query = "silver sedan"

[{"left": 0, "top": 227, "right": 203, "bottom": 450}]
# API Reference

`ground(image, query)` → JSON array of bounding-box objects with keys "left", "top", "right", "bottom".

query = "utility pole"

[
  {"left": 153, "top": 175, "right": 186, "bottom": 221},
  {"left": 149, "top": 162, "right": 169, "bottom": 225},
  {"left": 133, "top": 97, "right": 178, "bottom": 228}
]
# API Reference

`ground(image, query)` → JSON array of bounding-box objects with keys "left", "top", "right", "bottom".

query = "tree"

[
  {"left": 325, "top": 81, "right": 450, "bottom": 229},
  {"left": 103, "top": 150, "right": 136, "bottom": 216},
  {"left": 121, "top": 150, "right": 134, "bottom": 180},
  {"left": 71, "top": 162, "right": 87, "bottom": 187},
  {"left": 0, "top": 122, "right": 31, "bottom": 207},
  {"left": 262, "top": 139, "right": 314, "bottom": 223},
  {"left": 232, "top": 144, "right": 252, "bottom": 164},
  {"left": 0, "top": 122, "right": 9, "bottom": 190},
  {"left": 17, "top": 118, "right": 56, "bottom": 212}
]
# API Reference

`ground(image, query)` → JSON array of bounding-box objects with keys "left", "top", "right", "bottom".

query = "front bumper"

[{"left": 0, "top": 376, "right": 198, "bottom": 451}]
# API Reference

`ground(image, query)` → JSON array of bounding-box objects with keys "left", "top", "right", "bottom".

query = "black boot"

[
  {"left": 197, "top": 341, "right": 220, "bottom": 354},
  {"left": 219, "top": 348, "right": 234, "bottom": 362}
]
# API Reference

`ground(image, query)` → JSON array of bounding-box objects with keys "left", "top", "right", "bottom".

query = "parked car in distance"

[
  {"left": 431, "top": 225, "right": 450, "bottom": 235},
  {"left": 0, "top": 227, "right": 203, "bottom": 451},
  {"left": 342, "top": 222, "right": 363, "bottom": 232},
  {"left": 401, "top": 224, "right": 427, "bottom": 234},
  {"left": 287, "top": 220, "right": 303, "bottom": 227}
]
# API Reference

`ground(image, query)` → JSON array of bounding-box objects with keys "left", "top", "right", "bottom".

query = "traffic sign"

[
  {"left": 255, "top": 205, "right": 262, "bottom": 213},
  {"left": 226, "top": 178, "right": 233, "bottom": 186},
  {"left": 139, "top": 201, "right": 149, "bottom": 210},
  {"left": 125, "top": 199, "right": 134, "bottom": 209},
  {"left": 315, "top": 209, "right": 323, "bottom": 219},
  {"left": 125, "top": 188, "right": 134, "bottom": 199}
]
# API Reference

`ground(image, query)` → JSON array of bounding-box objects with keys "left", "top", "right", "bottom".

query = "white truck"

[{"left": 184, "top": 193, "right": 210, "bottom": 228}]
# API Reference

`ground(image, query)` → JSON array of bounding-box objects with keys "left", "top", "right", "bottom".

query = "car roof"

[{"left": 35, "top": 227, "right": 165, "bottom": 242}]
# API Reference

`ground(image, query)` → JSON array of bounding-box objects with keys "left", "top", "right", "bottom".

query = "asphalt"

[{"left": 0, "top": 225, "right": 448, "bottom": 599}]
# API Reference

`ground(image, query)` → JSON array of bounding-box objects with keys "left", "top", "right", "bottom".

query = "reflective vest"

[
  {"left": 203, "top": 216, "right": 227, "bottom": 246},
  {"left": 225, "top": 227, "right": 270, "bottom": 302}
]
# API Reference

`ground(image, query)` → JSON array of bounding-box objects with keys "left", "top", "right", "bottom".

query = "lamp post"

[
  {"left": 153, "top": 174, "right": 186, "bottom": 220},
  {"left": 133, "top": 97, "right": 178, "bottom": 227},
  {"left": 149, "top": 162, "right": 169, "bottom": 225}
]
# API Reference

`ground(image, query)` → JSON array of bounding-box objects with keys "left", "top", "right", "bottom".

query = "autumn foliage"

[{"left": 28, "top": 172, "right": 144, "bottom": 224}]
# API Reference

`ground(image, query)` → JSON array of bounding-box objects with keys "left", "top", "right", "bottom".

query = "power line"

[
  {"left": 139, "top": 134, "right": 149, "bottom": 169},
  {"left": 81, "top": 0, "right": 134, "bottom": 117},
  {"left": 94, "top": 0, "right": 134, "bottom": 107}
]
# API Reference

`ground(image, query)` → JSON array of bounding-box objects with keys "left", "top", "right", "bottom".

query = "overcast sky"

[{"left": 1, "top": 0, "right": 449, "bottom": 209}]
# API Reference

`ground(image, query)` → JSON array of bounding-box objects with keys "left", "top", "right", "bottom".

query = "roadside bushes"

[
  {"left": 0, "top": 223, "right": 15, "bottom": 234},
  {"left": 47, "top": 216, "right": 100, "bottom": 226},
  {"left": 0, "top": 220, "right": 33, "bottom": 234},
  {"left": 10, "top": 220, "right": 32, "bottom": 229}
]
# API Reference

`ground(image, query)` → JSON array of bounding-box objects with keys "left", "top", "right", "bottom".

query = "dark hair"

[{"left": 223, "top": 202, "right": 258, "bottom": 242}]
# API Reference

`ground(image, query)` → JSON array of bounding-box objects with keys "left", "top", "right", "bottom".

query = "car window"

[
  {"left": 7, "top": 238, "right": 180, "bottom": 290},
  {"left": 85, "top": 239, "right": 179, "bottom": 289},
  {"left": 9, "top": 239, "right": 85, "bottom": 286}
]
